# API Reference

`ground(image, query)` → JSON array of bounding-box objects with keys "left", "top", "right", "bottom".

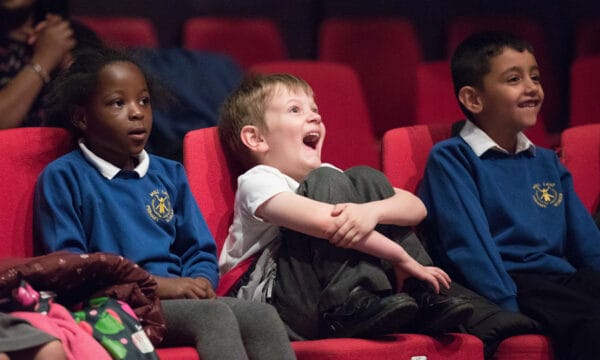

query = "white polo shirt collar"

[
  {"left": 459, "top": 120, "right": 536, "bottom": 157},
  {"left": 78, "top": 139, "right": 149, "bottom": 179}
]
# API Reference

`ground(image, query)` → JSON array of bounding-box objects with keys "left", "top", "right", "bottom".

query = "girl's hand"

[
  {"left": 393, "top": 260, "right": 451, "bottom": 294},
  {"left": 155, "top": 277, "right": 216, "bottom": 300},
  {"left": 329, "top": 203, "right": 378, "bottom": 247}
]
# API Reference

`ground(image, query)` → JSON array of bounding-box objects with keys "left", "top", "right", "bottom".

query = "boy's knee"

[
  {"left": 345, "top": 166, "right": 388, "bottom": 184},
  {"left": 345, "top": 166, "right": 394, "bottom": 200},
  {"left": 300, "top": 167, "right": 357, "bottom": 203},
  {"left": 305, "top": 166, "right": 347, "bottom": 184}
]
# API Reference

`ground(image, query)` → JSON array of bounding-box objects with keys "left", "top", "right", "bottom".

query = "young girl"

[{"left": 34, "top": 46, "right": 295, "bottom": 360}]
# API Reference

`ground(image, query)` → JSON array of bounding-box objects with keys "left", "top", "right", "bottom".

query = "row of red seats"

[
  {"left": 75, "top": 15, "right": 600, "bottom": 62},
  {"left": 3, "top": 58, "right": 598, "bottom": 358},
  {"left": 74, "top": 16, "right": 600, "bottom": 145},
  {"left": 4, "top": 122, "right": 596, "bottom": 360}
]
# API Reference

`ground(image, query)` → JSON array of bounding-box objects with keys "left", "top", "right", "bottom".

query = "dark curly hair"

[{"left": 44, "top": 46, "right": 169, "bottom": 135}]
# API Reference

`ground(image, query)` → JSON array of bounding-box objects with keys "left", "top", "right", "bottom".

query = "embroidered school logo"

[
  {"left": 146, "top": 189, "right": 174, "bottom": 222},
  {"left": 532, "top": 182, "right": 563, "bottom": 208}
]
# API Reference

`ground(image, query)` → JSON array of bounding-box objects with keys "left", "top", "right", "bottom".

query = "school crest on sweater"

[
  {"left": 532, "top": 182, "right": 563, "bottom": 208},
  {"left": 146, "top": 189, "right": 174, "bottom": 222}
]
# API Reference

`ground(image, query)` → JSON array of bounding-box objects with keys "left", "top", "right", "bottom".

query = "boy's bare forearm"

[
  {"left": 374, "top": 188, "right": 427, "bottom": 226},
  {"left": 351, "top": 229, "right": 413, "bottom": 263},
  {"left": 261, "top": 192, "right": 423, "bottom": 264},
  {"left": 259, "top": 189, "right": 426, "bottom": 238}
]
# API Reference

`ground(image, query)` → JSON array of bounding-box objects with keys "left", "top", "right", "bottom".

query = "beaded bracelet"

[{"left": 28, "top": 62, "right": 50, "bottom": 84}]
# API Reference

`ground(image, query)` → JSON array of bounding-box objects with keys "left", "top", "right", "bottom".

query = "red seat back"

[
  {"left": 382, "top": 124, "right": 452, "bottom": 193},
  {"left": 569, "top": 55, "right": 600, "bottom": 127},
  {"left": 416, "top": 60, "right": 464, "bottom": 125},
  {"left": 182, "top": 17, "right": 286, "bottom": 69},
  {"left": 183, "top": 127, "right": 239, "bottom": 254},
  {"left": 75, "top": 16, "right": 159, "bottom": 48},
  {"left": 319, "top": 18, "right": 422, "bottom": 137},
  {"left": 560, "top": 123, "right": 600, "bottom": 213},
  {"left": 0, "top": 127, "right": 73, "bottom": 258},
  {"left": 251, "top": 61, "right": 381, "bottom": 170}
]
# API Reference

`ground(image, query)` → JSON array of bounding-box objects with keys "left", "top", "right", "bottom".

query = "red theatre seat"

[
  {"left": 382, "top": 124, "right": 554, "bottom": 360},
  {"left": 560, "top": 123, "right": 600, "bottom": 213},
  {"left": 0, "top": 127, "right": 73, "bottom": 258},
  {"left": 416, "top": 60, "right": 464, "bottom": 125},
  {"left": 0, "top": 127, "right": 188, "bottom": 359},
  {"left": 183, "top": 126, "right": 484, "bottom": 360},
  {"left": 319, "top": 17, "right": 423, "bottom": 137},
  {"left": 182, "top": 17, "right": 287, "bottom": 69},
  {"left": 569, "top": 55, "right": 600, "bottom": 127},
  {"left": 75, "top": 16, "right": 159, "bottom": 48},
  {"left": 250, "top": 60, "right": 381, "bottom": 170}
]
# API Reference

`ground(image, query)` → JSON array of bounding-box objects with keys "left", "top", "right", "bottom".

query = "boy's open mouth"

[
  {"left": 518, "top": 100, "right": 540, "bottom": 108},
  {"left": 303, "top": 132, "right": 320, "bottom": 149}
]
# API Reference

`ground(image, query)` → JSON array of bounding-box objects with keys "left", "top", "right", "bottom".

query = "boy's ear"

[
  {"left": 70, "top": 106, "right": 88, "bottom": 131},
  {"left": 458, "top": 86, "right": 484, "bottom": 114},
  {"left": 240, "top": 125, "right": 269, "bottom": 153}
]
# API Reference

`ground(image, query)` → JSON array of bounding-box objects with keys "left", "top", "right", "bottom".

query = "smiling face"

[
  {"left": 260, "top": 84, "right": 325, "bottom": 182},
  {"left": 76, "top": 61, "right": 152, "bottom": 170},
  {"left": 474, "top": 48, "right": 544, "bottom": 141}
]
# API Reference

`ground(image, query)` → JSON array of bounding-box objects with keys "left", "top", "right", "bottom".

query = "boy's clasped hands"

[{"left": 329, "top": 201, "right": 451, "bottom": 294}]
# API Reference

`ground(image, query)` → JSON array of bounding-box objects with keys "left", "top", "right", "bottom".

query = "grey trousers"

[
  {"left": 272, "top": 166, "right": 431, "bottom": 339},
  {"left": 160, "top": 297, "right": 296, "bottom": 360}
]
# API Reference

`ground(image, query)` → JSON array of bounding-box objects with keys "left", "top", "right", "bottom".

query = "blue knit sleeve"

[
  {"left": 418, "top": 141, "right": 520, "bottom": 312},
  {"left": 556, "top": 156, "right": 600, "bottom": 269},
  {"left": 170, "top": 164, "right": 219, "bottom": 288},
  {"left": 34, "top": 156, "right": 89, "bottom": 255}
]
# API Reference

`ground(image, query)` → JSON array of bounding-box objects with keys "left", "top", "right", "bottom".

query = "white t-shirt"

[{"left": 218, "top": 164, "right": 337, "bottom": 274}]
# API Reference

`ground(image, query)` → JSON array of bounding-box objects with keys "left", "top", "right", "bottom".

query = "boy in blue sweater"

[
  {"left": 418, "top": 31, "right": 600, "bottom": 359},
  {"left": 33, "top": 47, "right": 295, "bottom": 360}
]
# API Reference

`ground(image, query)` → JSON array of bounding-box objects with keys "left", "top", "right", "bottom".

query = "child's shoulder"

[
  {"left": 43, "top": 149, "right": 87, "bottom": 172},
  {"left": 148, "top": 153, "right": 183, "bottom": 169},
  {"left": 237, "top": 165, "right": 296, "bottom": 196},
  {"left": 239, "top": 164, "right": 285, "bottom": 179},
  {"left": 430, "top": 136, "right": 472, "bottom": 156},
  {"left": 146, "top": 153, "right": 188, "bottom": 179}
]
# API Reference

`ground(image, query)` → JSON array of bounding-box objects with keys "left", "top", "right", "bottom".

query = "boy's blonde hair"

[{"left": 218, "top": 73, "right": 314, "bottom": 169}]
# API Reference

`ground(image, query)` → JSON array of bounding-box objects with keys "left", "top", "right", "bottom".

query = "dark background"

[
  {"left": 56, "top": 0, "right": 600, "bottom": 134},
  {"left": 64, "top": 0, "right": 600, "bottom": 62}
]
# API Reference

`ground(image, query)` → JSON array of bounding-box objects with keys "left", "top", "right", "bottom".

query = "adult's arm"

[{"left": 0, "top": 15, "right": 74, "bottom": 129}]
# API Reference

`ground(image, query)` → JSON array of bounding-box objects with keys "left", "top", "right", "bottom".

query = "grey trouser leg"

[
  {"left": 274, "top": 166, "right": 428, "bottom": 339},
  {"left": 161, "top": 297, "right": 295, "bottom": 360}
]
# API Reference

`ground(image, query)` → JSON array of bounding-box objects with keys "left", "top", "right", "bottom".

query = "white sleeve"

[{"left": 237, "top": 165, "right": 297, "bottom": 220}]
